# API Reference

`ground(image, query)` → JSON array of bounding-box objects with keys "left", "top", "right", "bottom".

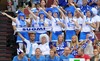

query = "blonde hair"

[
  {"left": 70, "top": 35, "right": 79, "bottom": 48},
  {"left": 56, "top": 35, "right": 64, "bottom": 46}
]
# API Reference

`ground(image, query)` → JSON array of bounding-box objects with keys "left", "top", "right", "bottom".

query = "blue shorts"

[
  {"left": 65, "top": 30, "right": 76, "bottom": 42},
  {"left": 17, "top": 32, "right": 29, "bottom": 43},
  {"left": 79, "top": 32, "right": 90, "bottom": 41},
  {"left": 51, "top": 31, "right": 62, "bottom": 42}
]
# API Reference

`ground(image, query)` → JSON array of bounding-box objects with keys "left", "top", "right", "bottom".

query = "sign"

[{"left": 16, "top": 27, "right": 52, "bottom": 32}]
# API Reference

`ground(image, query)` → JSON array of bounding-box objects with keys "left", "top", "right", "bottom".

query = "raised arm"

[
  {"left": 70, "top": 3, "right": 84, "bottom": 18},
  {"left": 27, "top": 7, "right": 38, "bottom": 20},
  {"left": 2, "top": 12, "right": 16, "bottom": 22},
  {"left": 39, "top": 8, "right": 52, "bottom": 20},
  {"left": 17, "top": 32, "right": 25, "bottom": 41}
]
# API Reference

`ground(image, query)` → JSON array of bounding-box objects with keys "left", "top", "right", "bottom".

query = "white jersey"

[
  {"left": 52, "top": 17, "right": 64, "bottom": 32},
  {"left": 65, "top": 17, "right": 77, "bottom": 30},
  {"left": 81, "top": 16, "right": 95, "bottom": 32},
  {"left": 38, "top": 43, "right": 50, "bottom": 55},
  {"left": 73, "top": 17, "right": 84, "bottom": 30},
  {"left": 24, "top": 39, "right": 38, "bottom": 55}
]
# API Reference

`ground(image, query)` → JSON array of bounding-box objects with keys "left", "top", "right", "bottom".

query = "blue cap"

[
  {"left": 18, "top": 13, "right": 26, "bottom": 20},
  {"left": 38, "top": 10, "right": 46, "bottom": 18}
]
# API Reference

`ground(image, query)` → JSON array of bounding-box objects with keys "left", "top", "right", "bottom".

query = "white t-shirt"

[
  {"left": 65, "top": 17, "right": 77, "bottom": 30},
  {"left": 51, "top": 17, "right": 64, "bottom": 32},
  {"left": 92, "top": 15, "right": 100, "bottom": 22},
  {"left": 81, "top": 16, "right": 95, "bottom": 32},
  {"left": 38, "top": 43, "right": 50, "bottom": 55}
]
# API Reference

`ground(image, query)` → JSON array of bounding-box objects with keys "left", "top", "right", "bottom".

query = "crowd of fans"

[{"left": 1, "top": 0, "right": 100, "bottom": 61}]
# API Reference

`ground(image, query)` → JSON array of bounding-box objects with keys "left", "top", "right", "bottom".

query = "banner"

[{"left": 16, "top": 27, "right": 52, "bottom": 32}]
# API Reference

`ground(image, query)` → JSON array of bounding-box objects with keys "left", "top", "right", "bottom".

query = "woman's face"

[
  {"left": 20, "top": 16, "right": 24, "bottom": 20},
  {"left": 53, "top": 12, "right": 58, "bottom": 18},
  {"left": 58, "top": 35, "right": 63, "bottom": 42},
  {"left": 40, "top": 0, "right": 46, "bottom": 6},
  {"left": 48, "top": 11, "right": 52, "bottom": 16},
  {"left": 86, "top": 11, "right": 91, "bottom": 17},
  {"left": 72, "top": 36, "right": 76, "bottom": 42},
  {"left": 40, "top": 14, "right": 44, "bottom": 19}
]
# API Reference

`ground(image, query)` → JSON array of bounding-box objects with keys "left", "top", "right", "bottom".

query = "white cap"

[{"left": 40, "top": 34, "right": 49, "bottom": 43}]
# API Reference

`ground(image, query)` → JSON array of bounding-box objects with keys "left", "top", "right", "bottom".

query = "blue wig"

[
  {"left": 65, "top": 6, "right": 75, "bottom": 16},
  {"left": 38, "top": 10, "right": 46, "bottom": 18},
  {"left": 18, "top": 13, "right": 26, "bottom": 20},
  {"left": 52, "top": 7, "right": 60, "bottom": 17},
  {"left": 46, "top": 8, "right": 52, "bottom": 13}
]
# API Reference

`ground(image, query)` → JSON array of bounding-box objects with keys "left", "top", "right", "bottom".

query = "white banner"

[{"left": 16, "top": 27, "right": 52, "bottom": 32}]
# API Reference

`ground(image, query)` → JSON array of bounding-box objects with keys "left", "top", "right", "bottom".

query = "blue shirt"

[
  {"left": 46, "top": 55, "right": 60, "bottom": 61},
  {"left": 30, "top": 55, "right": 45, "bottom": 61},
  {"left": 12, "top": 56, "right": 28, "bottom": 61},
  {"left": 58, "top": 0, "right": 67, "bottom": 6},
  {"left": 60, "top": 54, "right": 74, "bottom": 61},
  {"left": 54, "top": 42, "right": 67, "bottom": 56}
]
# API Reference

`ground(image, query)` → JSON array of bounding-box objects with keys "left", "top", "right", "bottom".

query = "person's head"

[
  {"left": 50, "top": 49, "right": 56, "bottom": 57},
  {"left": 74, "top": 8, "right": 81, "bottom": 18},
  {"left": 68, "top": 0, "right": 73, "bottom": 4},
  {"left": 71, "top": 35, "right": 78, "bottom": 43},
  {"left": 40, "top": 34, "right": 49, "bottom": 44},
  {"left": 93, "top": 49, "right": 99, "bottom": 56},
  {"left": 28, "top": 32, "right": 35, "bottom": 42},
  {"left": 18, "top": 13, "right": 26, "bottom": 20},
  {"left": 77, "top": 48, "right": 84, "bottom": 56},
  {"left": 46, "top": 8, "right": 52, "bottom": 16},
  {"left": 64, "top": 47, "right": 71, "bottom": 56},
  {"left": 86, "top": 10, "right": 92, "bottom": 17},
  {"left": 52, "top": 8, "right": 59, "bottom": 18},
  {"left": 39, "top": 10, "right": 46, "bottom": 19},
  {"left": 82, "top": 0, "right": 88, "bottom": 5},
  {"left": 35, "top": 48, "right": 42, "bottom": 56},
  {"left": 67, "top": 11, "right": 73, "bottom": 18},
  {"left": 40, "top": 0, "right": 46, "bottom": 7},
  {"left": 17, "top": 48, "right": 25, "bottom": 58},
  {"left": 58, "top": 35, "right": 64, "bottom": 43}
]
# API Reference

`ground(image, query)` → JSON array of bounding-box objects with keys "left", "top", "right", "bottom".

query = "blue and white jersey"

[
  {"left": 81, "top": 16, "right": 95, "bottom": 32},
  {"left": 12, "top": 56, "right": 28, "bottom": 61},
  {"left": 52, "top": 17, "right": 64, "bottom": 32},
  {"left": 46, "top": 55, "right": 60, "bottom": 61},
  {"left": 70, "top": 45, "right": 78, "bottom": 56},
  {"left": 65, "top": 17, "right": 76, "bottom": 30},
  {"left": 30, "top": 55, "right": 45, "bottom": 61},
  {"left": 15, "top": 18, "right": 27, "bottom": 27},
  {"left": 54, "top": 42, "right": 67, "bottom": 56}
]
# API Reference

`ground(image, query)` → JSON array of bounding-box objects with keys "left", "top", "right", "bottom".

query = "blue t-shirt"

[
  {"left": 12, "top": 56, "right": 28, "bottom": 61},
  {"left": 54, "top": 42, "right": 67, "bottom": 56},
  {"left": 60, "top": 54, "right": 74, "bottom": 61},
  {"left": 30, "top": 55, "right": 45, "bottom": 61},
  {"left": 46, "top": 55, "right": 60, "bottom": 61}
]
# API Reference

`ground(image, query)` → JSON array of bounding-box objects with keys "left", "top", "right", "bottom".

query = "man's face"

[
  {"left": 35, "top": 49, "right": 41, "bottom": 56},
  {"left": 29, "top": 34, "right": 35, "bottom": 41},
  {"left": 77, "top": 49, "right": 83, "bottom": 56},
  {"left": 93, "top": 49, "right": 99, "bottom": 56},
  {"left": 64, "top": 47, "right": 71, "bottom": 55}
]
